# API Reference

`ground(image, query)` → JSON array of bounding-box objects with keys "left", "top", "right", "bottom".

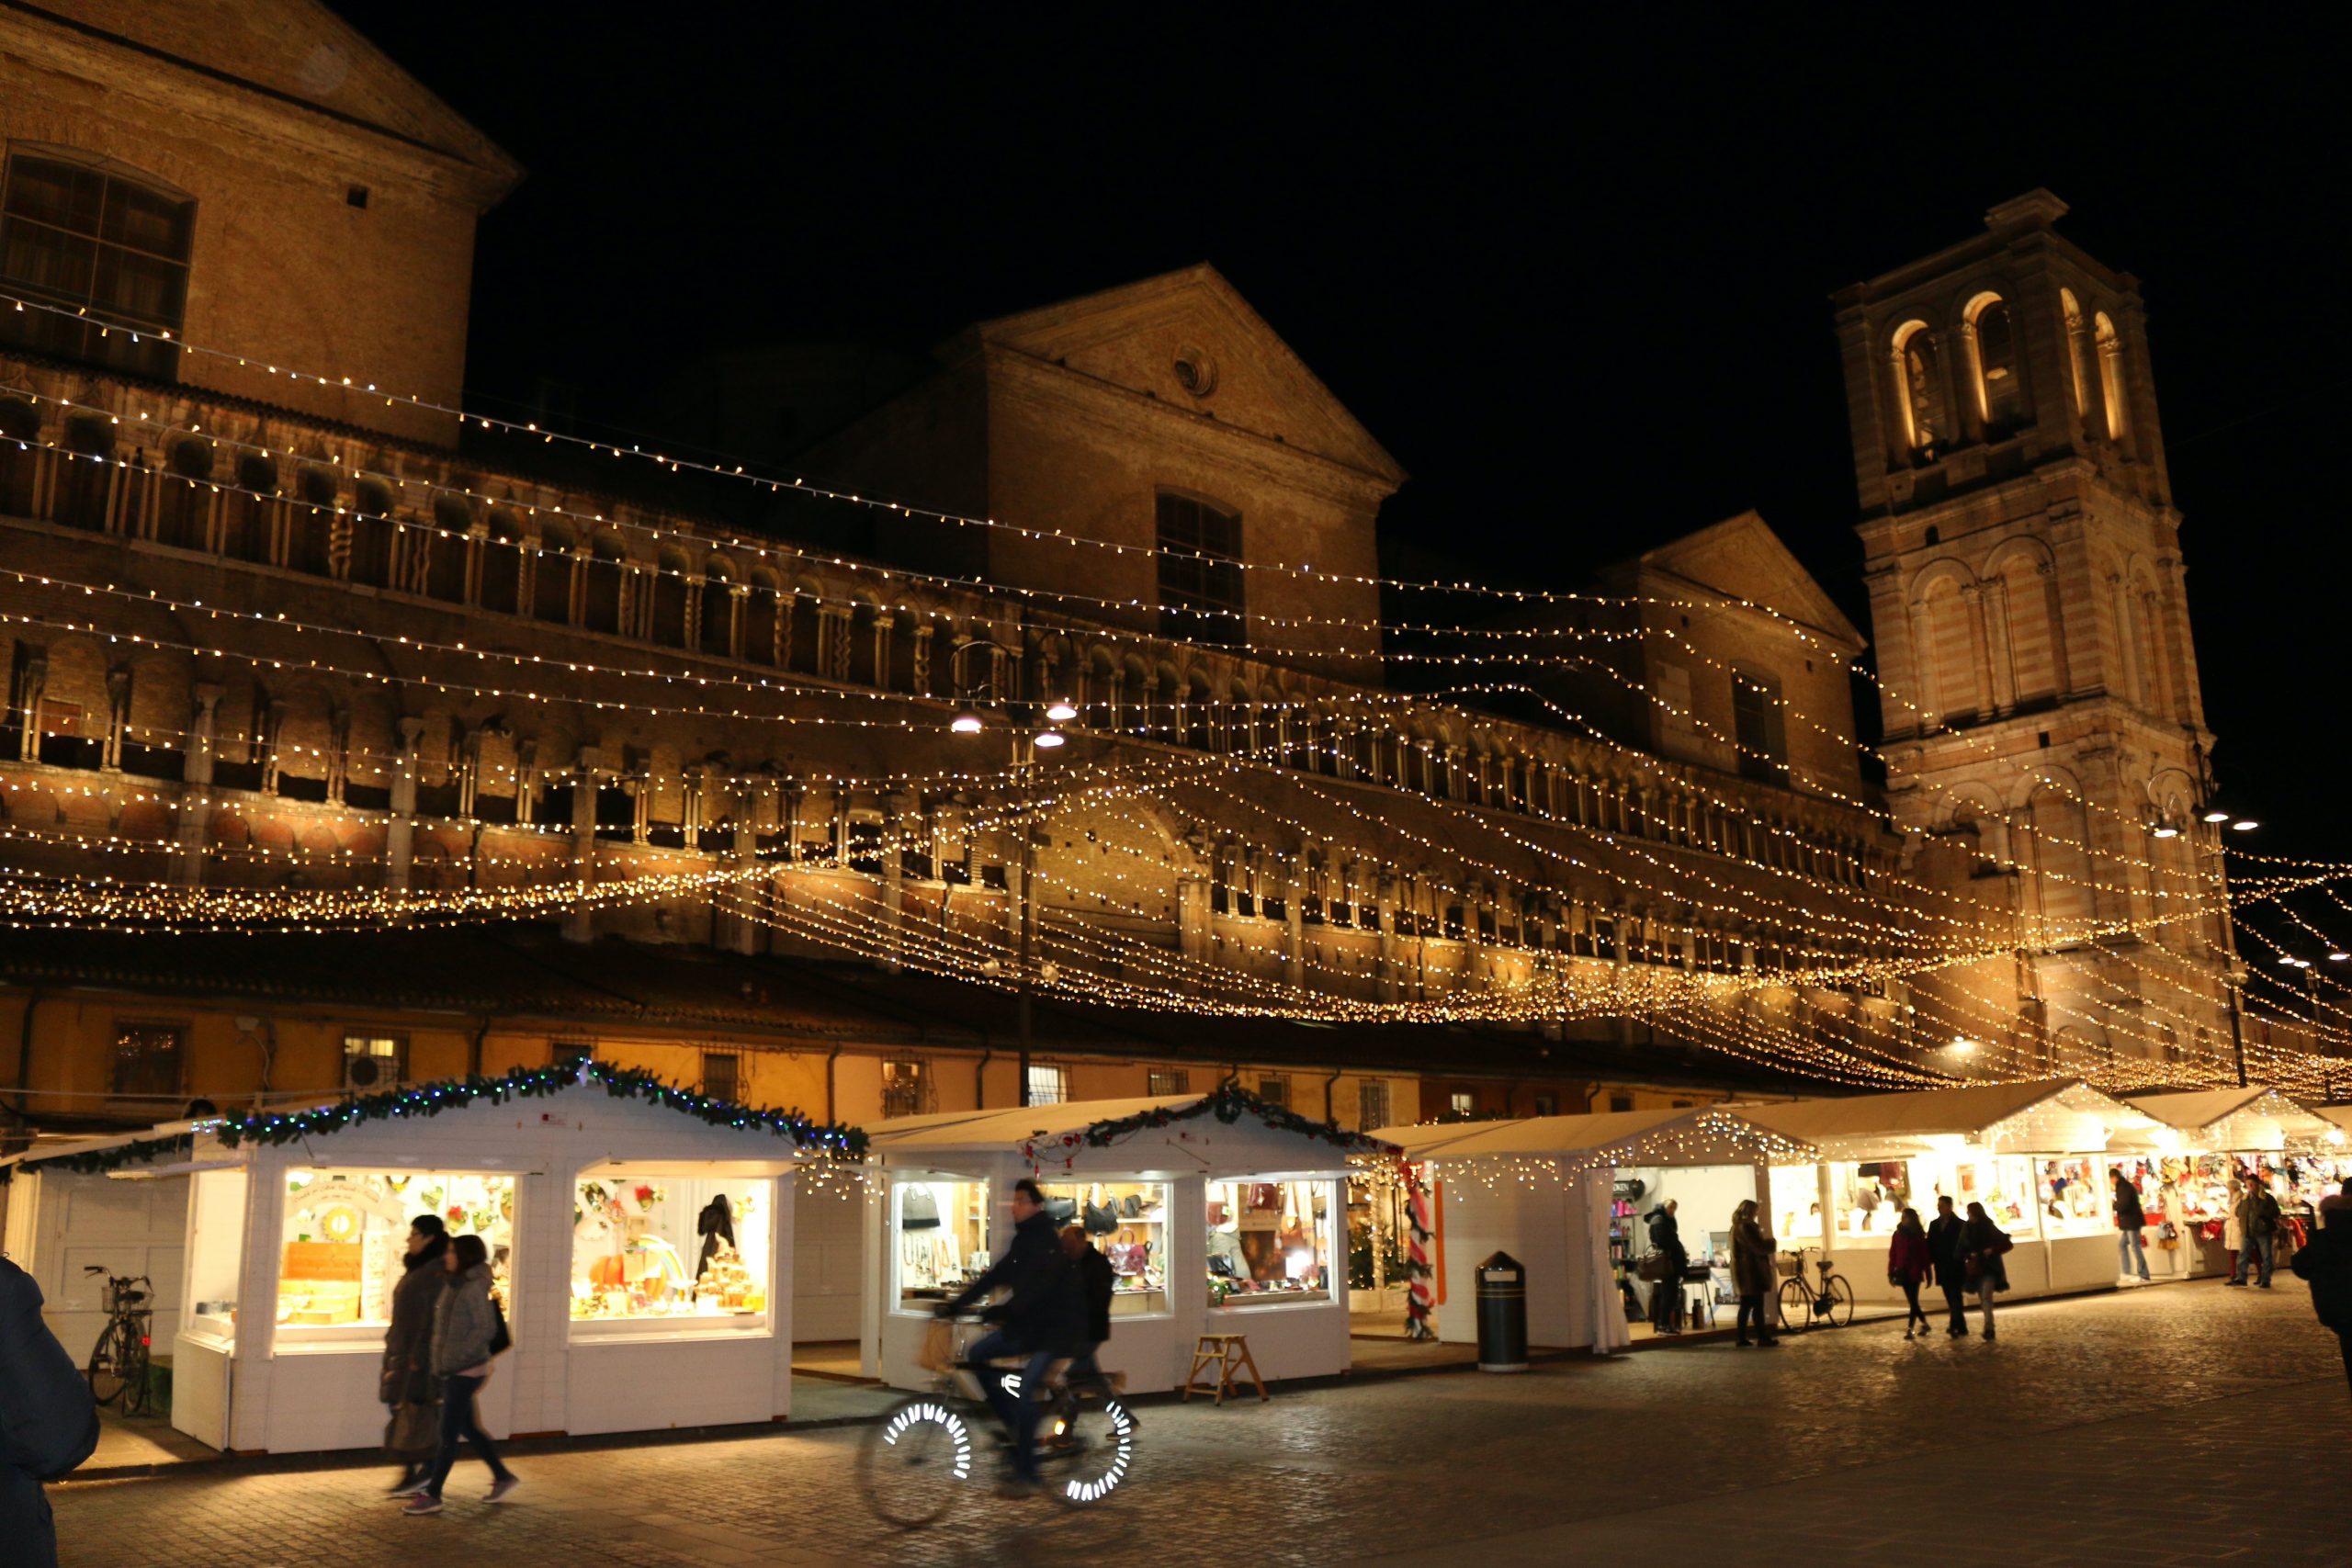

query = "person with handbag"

[
  {"left": 2111, "top": 1169, "right": 2151, "bottom": 1283},
  {"left": 1928, "top": 1195, "right": 1971, "bottom": 1337},
  {"left": 1729, "top": 1200, "right": 1778, "bottom": 1347},
  {"left": 1885, "top": 1208, "right": 1932, "bottom": 1338},
  {"left": 1645, "top": 1201, "right": 1689, "bottom": 1335},
  {"left": 2229, "top": 1179, "right": 2281, "bottom": 1288},
  {"left": 381, "top": 1214, "right": 448, "bottom": 1496},
  {"left": 1960, "top": 1201, "right": 2012, "bottom": 1340},
  {"left": 0, "top": 1254, "right": 99, "bottom": 1568},
  {"left": 403, "top": 1234, "right": 518, "bottom": 1515}
]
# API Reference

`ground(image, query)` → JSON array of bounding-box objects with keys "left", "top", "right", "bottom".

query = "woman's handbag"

[
  {"left": 385, "top": 1400, "right": 438, "bottom": 1457},
  {"left": 486, "top": 1298, "right": 513, "bottom": 1359},
  {"left": 1635, "top": 1250, "right": 1671, "bottom": 1282}
]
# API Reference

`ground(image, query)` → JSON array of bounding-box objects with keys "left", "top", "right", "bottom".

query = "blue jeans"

[
  {"left": 424, "top": 1373, "right": 512, "bottom": 1498},
  {"left": 2118, "top": 1227, "right": 2150, "bottom": 1280},
  {"left": 2234, "top": 1233, "right": 2275, "bottom": 1285},
  {"left": 966, "top": 1329, "right": 1055, "bottom": 1483}
]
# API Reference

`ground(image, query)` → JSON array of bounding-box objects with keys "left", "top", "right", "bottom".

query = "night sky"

[{"left": 334, "top": 8, "right": 2343, "bottom": 862}]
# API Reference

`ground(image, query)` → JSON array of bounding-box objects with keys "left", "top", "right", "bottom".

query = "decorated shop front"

[
  {"left": 1738, "top": 1080, "right": 2160, "bottom": 1304},
  {"left": 864, "top": 1087, "right": 1392, "bottom": 1393},
  {"left": 0, "top": 1065, "right": 860, "bottom": 1453},
  {"left": 2120, "top": 1088, "right": 2345, "bottom": 1274},
  {"left": 1373, "top": 1108, "right": 1819, "bottom": 1352}
]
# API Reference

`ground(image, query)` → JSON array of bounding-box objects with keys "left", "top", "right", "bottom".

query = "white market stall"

[
  {"left": 1736, "top": 1079, "right": 2159, "bottom": 1305},
  {"left": 862, "top": 1089, "right": 1391, "bottom": 1394},
  {"left": 2122, "top": 1088, "right": 2346, "bottom": 1271},
  {"left": 1, "top": 1065, "right": 861, "bottom": 1454},
  {"left": 1372, "top": 1108, "right": 1819, "bottom": 1353}
]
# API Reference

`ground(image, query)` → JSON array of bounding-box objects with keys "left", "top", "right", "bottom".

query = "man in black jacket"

[
  {"left": 1059, "top": 1224, "right": 1116, "bottom": 1382},
  {"left": 1927, "top": 1195, "right": 1970, "bottom": 1337},
  {"left": 1, "top": 1255, "right": 101, "bottom": 1568},
  {"left": 943, "top": 1179, "right": 1081, "bottom": 1494},
  {"left": 2290, "top": 1193, "right": 2352, "bottom": 1396}
]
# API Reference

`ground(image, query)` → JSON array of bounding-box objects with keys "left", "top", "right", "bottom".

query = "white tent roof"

[
  {"left": 864, "top": 1091, "right": 1400, "bottom": 1163},
  {"left": 1370, "top": 1106, "right": 1817, "bottom": 1168},
  {"left": 1731, "top": 1079, "right": 2150, "bottom": 1158},
  {"left": 2127, "top": 1088, "right": 2341, "bottom": 1153}
]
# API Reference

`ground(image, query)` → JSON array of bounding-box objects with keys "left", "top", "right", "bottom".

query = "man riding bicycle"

[{"left": 937, "top": 1178, "right": 1085, "bottom": 1496}]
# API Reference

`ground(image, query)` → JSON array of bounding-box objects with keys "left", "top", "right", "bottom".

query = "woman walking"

[
  {"left": 1960, "top": 1201, "right": 2013, "bottom": 1340},
  {"left": 1886, "top": 1207, "right": 1933, "bottom": 1338},
  {"left": 1731, "top": 1200, "right": 1779, "bottom": 1348},
  {"left": 382, "top": 1215, "right": 447, "bottom": 1495},
  {"left": 2112, "top": 1168, "right": 2151, "bottom": 1283},
  {"left": 403, "top": 1235, "right": 517, "bottom": 1516},
  {"left": 1645, "top": 1201, "right": 1688, "bottom": 1336}
]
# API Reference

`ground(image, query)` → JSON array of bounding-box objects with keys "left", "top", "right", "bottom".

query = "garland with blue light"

[
  {"left": 1076, "top": 1081, "right": 1390, "bottom": 1154},
  {"left": 0, "top": 1063, "right": 865, "bottom": 1183}
]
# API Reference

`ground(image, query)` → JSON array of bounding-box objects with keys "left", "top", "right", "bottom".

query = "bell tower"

[{"left": 1834, "top": 191, "right": 2229, "bottom": 1077}]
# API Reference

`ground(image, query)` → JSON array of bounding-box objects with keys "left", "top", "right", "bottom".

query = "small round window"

[{"left": 1172, "top": 346, "right": 1217, "bottom": 398}]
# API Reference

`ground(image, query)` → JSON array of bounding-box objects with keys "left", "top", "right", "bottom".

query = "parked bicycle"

[
  {"left": 859, "top": 1315, "right": 1139, "bottom": 1526},
  {"left": 84, "top": 1265, "right": 154, "bottom": 1415},
  {"left": 1775, "top": 1253, "right": 1854, "bottom": 1330}
]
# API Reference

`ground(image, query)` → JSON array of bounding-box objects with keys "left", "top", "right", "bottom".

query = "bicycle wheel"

[
  {"left": 858, "top": 1395, "right": 978, "bottom": 1529},
  {"left": 1775, "top": 1276, "right": 1812, "bottom": 1331},
  {"left": 86, "top": 1320, "right": 129, "bottom": 1408},
  {"left": 1039, "top": 1393, "right": 1138, "bottom": 1506},
  {"left": 1825, "top": 1274, "right": 1855, "bottom": 1327},
  {"left": 120, "top": 1322, "right": 153, "bottom": 1415}
]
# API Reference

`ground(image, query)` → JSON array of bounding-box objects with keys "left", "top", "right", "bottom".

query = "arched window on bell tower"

[
  {"left": 2057, "top": 288, "right": 2089, "bottom": 418},
  {"left": 1889, "top": 320, "right": 1949, "bottom": 461},
  {"left": 1962, "top": 292, "right": 2023, "bottom": 435},
  {"left": 2094, "top": 311, "right": 2129, "bottom": 441}
]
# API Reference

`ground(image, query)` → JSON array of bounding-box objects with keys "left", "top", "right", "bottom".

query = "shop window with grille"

[
  {"left": 341, "top": 1033, "right": 406, "bottom": 1093},
  {"left": 0, "top": 149, "right": 194, "bottom": 379},
  {"left": 110, "top": 1024, "right": 183, "bottom": 1101},
  {"left": 1258, "top": 1074, "right": 1290, "bottom": 1110},
  {"left": 1156, "top": 492, "right": 1245, "bottom": 648},
  {"left": 703, "top": 1051, "right": 741, "bottom": 1102},
  {"left": 1358, "top": 1080, "right": 1390, "bottom": 1130},
  {"left": 1608, "top": 1093, "right": 1634, "bottom": 1113},
  {"left": 882, "top": 1059, "right": 929, "bottom": 1118},
  {"left": 1025, "top": 1064, "right": 1068, "bottom": 1106},
  {"left": 1147, "top": 1069, "right": 1191, "bottom": 1096},
  {"left": 1447, "top": 1089, "right": 1475, "bottom": 1117}
]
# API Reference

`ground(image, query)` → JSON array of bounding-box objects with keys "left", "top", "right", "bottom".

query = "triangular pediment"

[
  {"left": 23, "top": 0, "right": 520, "bottom": 196},
  {"left": 955, "top": 265, "right": 1404, "bottom": 485},
  {"left": 1636, "top": 511, "right": 1865, "bottom": 650}
]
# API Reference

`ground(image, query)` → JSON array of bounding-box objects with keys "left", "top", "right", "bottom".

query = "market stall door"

[
  {"left": 28, "top": 1170, "right": 187, "bottom": 1363},
  {"left": 792, "top": 1176, "right": 865, "bottom": 1344}
]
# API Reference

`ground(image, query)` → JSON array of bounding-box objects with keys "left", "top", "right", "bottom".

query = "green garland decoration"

[
  {"left": 2, "top": 1064, "right": 865, "bottom": 1184},
  {"left": 1028, "top": 1082, "right": 1392, "bottom": 1168}
]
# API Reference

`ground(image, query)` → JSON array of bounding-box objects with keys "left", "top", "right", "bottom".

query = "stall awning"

[
  {"left": 1730, "top": 1079, "right": 2152, "bottom": 1158},
  {"left": 2125, "top": 1087, "right": 2343, "bottom": 1154},
  {"left": 1369, "top": 1107, "right": 1818, "bottom": 1169},
  {"left": 865, "top": 1095, "right": 1201, "bottom": 1151},
  {"left": 864, "top": 1086, "right": 1399, "bottom": 1168}
]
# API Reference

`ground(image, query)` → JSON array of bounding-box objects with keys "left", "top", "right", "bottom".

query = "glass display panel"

[
  {"left": 2036, "top": 1156, "right": 2108, "bottom": 1236},
  {"left": 570, "top": 1171, "right": 772, "bottom": 1327},
  {"left": 1041, "top": 1179, "right": 1170, "bottom": 1317},
  {"left": 278, "top": 1168, "right": 514, "bottom": 1341},
  {"left": 1936, "top": 1154, "right": 2035, "bottom": 1233},
  {"left": 1207, "top": 1178, "right": 1332, "bottom": 1307},
  {"left": 1769, "top": 1164, "right": 1822, "bottom": 1242},
  {"left": 894, "top": 1179, "right": 989, "bottom": 1314},
  {"left": 1833, "top": 1159, "right": 1911, "bottom": 1236}
]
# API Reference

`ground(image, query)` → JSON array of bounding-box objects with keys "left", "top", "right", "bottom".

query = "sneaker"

[
  {"left": 401, "top": 1495, "right": 444, "bottom": 1517},
  {"left": 389, "top": 1479, "right": 433, "bottom": 1501},
  {"left": 386, "top": 1472, "right": 424, "bottom": 1495},
  {"left": 1983, "top": 1329, "right": 1996, "bottom": 1340},
  {"left": 2257, "top": 1281, "right": 2273, "bottom": 1290},
  {"left": 486, "top": 1475, "right": 521, "bottom": 1504}
]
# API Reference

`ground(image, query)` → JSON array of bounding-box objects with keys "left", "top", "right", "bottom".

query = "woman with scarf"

[{"left": 381, "top": 1215, "right": 447, "bottom": 1495}]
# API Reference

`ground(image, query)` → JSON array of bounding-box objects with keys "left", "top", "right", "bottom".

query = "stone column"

[
  {"left": 101, "top": 667, "right": 130, "bottom": 771},
  {"left": 1177, "top": 874, "right": 1213, "bottom": 965},
  {"left": 727, "top": 817, "right": 759, "bottom": 955},
  {"left": 564, "top": 747, "right": 601, "bottom": 944},
  {"left": 172, "top": 682, "right": 220, "bottom": 886},
  {"left": 385, "top": 716, "right": 425, "bottom": 891},
  {"left": 258, "top": 700, "right": 288, "bottom": 794},
  {"left": 1374, "top": 869, "right": 1399, "bottom": 1004},
  {"left": 1284, "top": 864, "right": 1306, "bottom": 992},
  {"left": 1983, "top": 577, "right": 2017, "bottom": 716},
  {"left": 878, "top": 791, "right": 912, "bottom": 972},
  {"left": 12, "top": 654, "right": 45, "bottom": 762}
]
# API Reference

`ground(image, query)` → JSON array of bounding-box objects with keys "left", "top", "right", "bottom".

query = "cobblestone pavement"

[{"left": 50, "top": 1279, "right": 2352, "bottom": 1568}]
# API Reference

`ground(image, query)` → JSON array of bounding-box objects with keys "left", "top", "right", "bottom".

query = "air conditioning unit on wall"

[{"left": 343, "top": 1052, "right": 392, "bottom": 1093}]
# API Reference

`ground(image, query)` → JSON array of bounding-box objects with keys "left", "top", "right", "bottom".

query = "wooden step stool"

[{"left": 1182, "top": 1333, "right": 1269, "bottom": 1404}]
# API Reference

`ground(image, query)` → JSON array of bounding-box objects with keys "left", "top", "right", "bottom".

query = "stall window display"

[
  {"left": 278, "top": 1168, "right": 514, "bottom": 1340},
  {"left": 1769, "top": 1165, "right": 1823, "bottom": 1243},
  {"left": 1207, "top": 1179, "right": 1332, "bottom": 1306},
  {"left": 895, "top": 1179, "right": 989, "bottom": 1313},
  {"left": 1043, "top": 1180, "right": 1170, "bottom": 1317},
  {"left": 1834, "top": 1160, "right": 1911, "bottom": 1235},
  {"left": 569, "top": 1170, "right": 772, "bottom": 1328},
  {"left": 2036, "top": 1157, "right": 2109, "bottom": 1237},
  {"left": 1929, "top": 1155, "right": 2033, "bottom": 1234}
]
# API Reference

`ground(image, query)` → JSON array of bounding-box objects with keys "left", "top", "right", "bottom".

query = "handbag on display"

[
  {"left": 1250, "top": 1183, "right": 1281, "bottom": 1212},
  {"left": 1084, "top": 1201, "right": 1119, "bottom": 1235},
  {"left": 1206, "top": 1200, "right": 1229, "bottom": 1227},
  {"left": 902, "top": 1187, "right": 941, "bottom": 1230},
  {"left": 1045, "top": 1197, "right": 1079, "bottom": 1226},
  {"left": 1122, "top": 1194, "right": 1144, "bottom": 1218}
]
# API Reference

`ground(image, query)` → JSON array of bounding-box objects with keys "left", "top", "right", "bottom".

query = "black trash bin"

[{"left": 1475, "top": 1250, "right": 1529, "bottom": 1371}]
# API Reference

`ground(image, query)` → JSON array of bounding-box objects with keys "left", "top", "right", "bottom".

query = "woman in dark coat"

[
  {"left": 382, "top": 1215, "right": 448, "bottom": 1493},
  {"left": 0, "top": 1255, "right": 99, "bottom": 1568},
  {"left": 1960, "top": 1201, "right": 2012, "bottom": 1340},
  {"left": 1645, "top": 1201, "right": 1689, "bottom": 1335},
  {"left": 1730, "top": 1200, "right": 1779, "bottom": 1348},
  {"left": 1885, "top": 1207, "right": 1934, "bottom": 1338}
]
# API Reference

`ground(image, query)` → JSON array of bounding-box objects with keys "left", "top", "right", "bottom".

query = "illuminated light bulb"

[
  {"left": 2203, "top": 809, "right": 2232, "bottom": 824},
  {"left": 2152, "top": 826, "right": 2179, "bottom": 839},
  {"left": 1045, "top": 700, "right": 1079, "bottom": 724},
  {"left": 2279, "top": 955, "right": 2302, "bottom": 965},
  {"left": 1948, "top": 1037, "right": 1979, "bottom": 1055},
  {"left": 2232, "top": 819, "right": 2259, "bottom": 832},
  {"left": 2331, "top": 953, "right": 2350, "bottom": 963},
  {"left": 950, "top": 712, "right": 985, "bottom": 734},
  {"left": 1033, "top": 730, "right": 1065, "bottom": 749}
]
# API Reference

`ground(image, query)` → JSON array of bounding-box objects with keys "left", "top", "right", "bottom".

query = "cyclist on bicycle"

[{"left": 936, "top": 1178, "right": 1084, "bottom": 1496}]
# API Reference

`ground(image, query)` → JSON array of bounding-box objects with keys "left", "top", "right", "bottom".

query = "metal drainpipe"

[
  {"left": 1324, "top": 1067, "right": 1343, "bottom": 1122},
  {"left": 11, "top": 988, "right": 44, "bottom": 1128},
  {"left": 468, "top": 1017, "right": 490, "bottom": 1078},
  {"left": 826, "top": 1045, "right": 843, "bottom": 1127},
  {"left": 975, "top": 1048, "right": 993, "bottom": 1111}
]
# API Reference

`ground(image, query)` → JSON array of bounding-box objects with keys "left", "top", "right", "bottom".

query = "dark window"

[
  {"left": 1733, "top": 669, "right": 1790, "bottom": 784},
  {"left": 341, "top": 1032, "right": 405, "bottom": 1091},
  {"left": 110, "top": 1025, "right": 183, "bottom": 1100},
  {"left": 1156, "top": 492, "right": 1244, "bottom": 647},
  {"left": 346, "top": 185, "right": 369, "bottom": 209},
  {"left": 553, "top": 1042, "right": 594, "bottom": 1068},
  {"left": 1973, "top": 299, "right": 2022, "bottom": 430},
  {"left": 1358, "top": 1080, "right": 1391, "bottom": 1129},
  {"left": 882, "top": 1059, "right": 928, "bottom": 1118},
  {"left": 1532, "top": 1093, "right": 1558, "bottom": 1117},
  {"left": 703, "top": 1052, "right": 740, "bottom": 1102},
  {"left": 1148, "top": 1069, "right": 1191, "bottom": 1096},
  {"left": 1258, "top": 1074, "right": 1289, "bottom": 1110},
  {"left": 0, "top": 151, "right": 193, "bottom": 379},
  {"left": 1608, "top": 1093, "right": 1634, "bottom": 1113}
]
